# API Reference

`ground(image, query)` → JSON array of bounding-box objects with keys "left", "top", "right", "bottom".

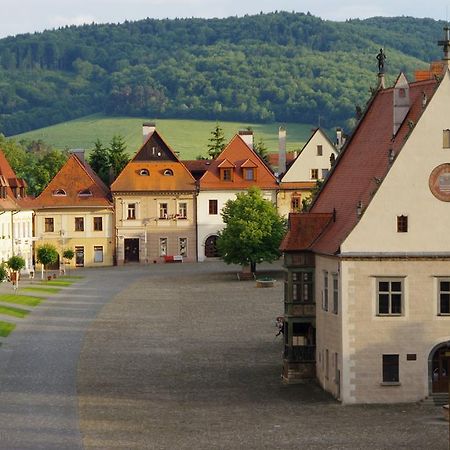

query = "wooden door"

[
  {"left": 124, "top": 238, "right": 140, "bottom": 263},
  {"left": 432, "top": 347, "right": 449, "bottom": 393},
  {"left": 205, "top": 235, "right": 219, "bottom": 258}
]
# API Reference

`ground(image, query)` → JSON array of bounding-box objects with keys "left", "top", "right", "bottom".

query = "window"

[
  {"left": 163, "top": 169, "right": 174, "bottom": 176},
  {"left": 139, "top": 168, "right": 149, "bottom": 176},
  {"left": 291, "top": 196, "right": 301, "bottom": 211},
  {"left": 44, "top": 218, "right": 54, "bottom": 233},
  {"left": 53, "top": 189, "right": 66, "bottom": 196},
  {"left": 159, "top": 238, "right": 168, "bottom": 256},
  {"left": 317, "top": 145, "right": 323, "bottom": 156},
  {"left": 244, "top": 168, "right": 255, "bottom": 181},
  {"left": 78, "top": 189, "right": 92, "bottom": 197},
  {"left": 397, "top": 215, "right": 408, "bottom": 232},
  {"left": 94, "top": 246, "right": 103, "bottom": 263},
  {"left": 311, "top": 169, "right": 319, "bottom": 180},
  {"left": 292, "top": 271, "right": 313, "bottom": 303},
  {"left": 438, "top": 280, "right": 450, "bottom": 314},
  {"left": 159, "top": 203, "right": 168, "bottom": 219},
  {"left": 377, "top": 279, "right": 403, "bottom": 315},
  {"left": 93, "top": 217, "right": 103, "bottom": 231},
  {"left": 443, "top": 129, "right": 450, "bottom": 148},
  {"left": 322, "top": 271, "right": 328, "bottom": 311},
  {"left": 332, "top": 274, "right": 339, "bottom": 314},
  {"left": 75, "top": 217, "right": 84, "bottom": 232},
  {"left": 209, "top": 199, "right": 218, "bottom": 215},
  {"left": 325, "top": 349, "right": 329, "bottom": 379},
  {"left": 222, "top": 168, "right": 233, "bottom": 181},
  {"left": 127, "top": 203, "right": 136, "bottom": 220},
  {"left": 321, "top": 169, "right": 329, "bottom": 178},
  {"left": 382, "top": 354, "right": 399, "bottom": 382},
  {"left": 179, "top": 237, "right": 187, "bottom": 257},
  {"left": 178, "top": 202, "right": 187, "bottom": 219}
]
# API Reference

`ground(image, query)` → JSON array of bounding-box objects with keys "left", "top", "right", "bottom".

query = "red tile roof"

[
  {"left": 282, "top": 76, "right": 439, "bottom": 255},
  {"left": 35, "top": 154, "right": 112, "bottom": 208}
]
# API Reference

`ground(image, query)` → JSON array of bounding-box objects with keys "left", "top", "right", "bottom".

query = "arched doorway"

[
  {"left": 429, "top": 342, "right": 450, "bottom": 393},
  {"left": 204, "top": 235, "right": 220, "bottom": 258}
]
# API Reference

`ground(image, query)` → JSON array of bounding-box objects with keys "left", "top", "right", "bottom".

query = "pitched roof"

[
  {"left": 282, "top": 75, "right": 439, "bottom": 255},
  {"left": 111, "top": 130, "right": 196, "bottom": 192},
  {"left": 199, "top": 134, "right": 278, "bottom": 190},
  {"left": 0, "top": 149, "right": 30, "bottom": 210},
  {"left": 35, "top": 154, "right": 112, "bottom": 208}
]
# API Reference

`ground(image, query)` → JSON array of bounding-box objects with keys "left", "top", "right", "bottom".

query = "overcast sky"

[{"left": 0, "top": 0, "right": 448, "bottom": 39}]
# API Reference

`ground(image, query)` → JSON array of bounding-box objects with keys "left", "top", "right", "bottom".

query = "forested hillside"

[{"left": 0, "top": 12, "right": 444, "bottom": 135}]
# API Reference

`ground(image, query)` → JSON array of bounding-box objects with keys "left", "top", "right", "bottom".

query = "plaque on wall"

[{"left": 429, "top": 163, "right": 450, "bottom": 201}]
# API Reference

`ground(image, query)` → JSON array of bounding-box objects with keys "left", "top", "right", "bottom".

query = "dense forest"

[{"left": 0, "top": 12, "right": 444, "bottom": 135}]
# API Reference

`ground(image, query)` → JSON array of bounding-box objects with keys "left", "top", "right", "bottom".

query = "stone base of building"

[{"left": 282, "top": 359, "right": 315, "bottom": 383}]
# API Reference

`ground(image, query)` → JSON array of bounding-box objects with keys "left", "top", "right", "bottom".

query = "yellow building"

[{"left": 34, "top": 151, "right": 114, "bottom": 269}]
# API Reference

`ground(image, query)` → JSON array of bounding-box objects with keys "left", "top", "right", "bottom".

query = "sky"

[{"left": 0, "top": 0, "right": 448, "bottom": 39}]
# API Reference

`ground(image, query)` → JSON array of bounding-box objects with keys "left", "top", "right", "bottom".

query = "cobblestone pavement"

[{"left": 76, "top": 262, "right": 449, "bottom": 450}]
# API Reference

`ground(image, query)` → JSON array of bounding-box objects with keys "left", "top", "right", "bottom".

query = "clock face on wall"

[{"left": 429, "top": 163, "right": 450, "bottom": 201}]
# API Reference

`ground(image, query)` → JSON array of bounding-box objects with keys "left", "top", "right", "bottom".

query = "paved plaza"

[{"left": 0, "top": 261, "right": 447, "bottom": 449}]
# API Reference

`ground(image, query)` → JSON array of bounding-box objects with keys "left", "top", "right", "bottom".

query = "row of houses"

[{"left": 0, "top": 123, "right": 338, "bottom": 271}]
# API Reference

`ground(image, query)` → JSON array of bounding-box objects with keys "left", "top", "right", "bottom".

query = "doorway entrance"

[
  {"left": 431, "top": 345, "right": 449, "bottom": 393},
  {"left": 205, "top": 235, "right": 220, "bottom": 258},
  {"left": 75, "top": 246, "right": 84, "bottom": 267},
  {"left": 124, "top": 238, "right": 140, "bottom": 263}
]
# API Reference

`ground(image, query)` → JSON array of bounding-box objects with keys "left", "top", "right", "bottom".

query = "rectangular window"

[
  {"left": 93, "top": 216, "right": 103, "bottom": 231},
  {"left": 292, "top": 271, "right": 313, "bottom": 303},
  {"left": 377, "top": 279, "right": 403, "bottom": 315},
  {"left": 444, "top": 129, "right": 450, "bottom": 148},
  {"left": 222, "top": 168, "right": 233, "bottom": 181},
  {"left": 332, "top": 274, "right": 339, "bottom": 314},
  {"left": 44, "top": 218, "right": 54, "bottom": 233},
  {"left": 75, "top": 217, "right": 84, "bottom": 232},
  {"left": 178, "top": 202, "right": 187, "bottom": 219},
  {"left": 179, "top": 237, "right": 188, "bottom": 257},
  {"left": 94, "top": 246, "right": 103, "bottom": 263},
  {"left": 291, "top": 196, "right": 301, "bottom": 211},
  {"left": 317, "top": 145, "right": 323, "bottom": 156},
  {"left": 382, "top": 354, "right": 399, "bottom": 382},
  {"left": 397, "top": 215, "right": 408, "bottom": 232},
  {"left": 209, "top": 199, "right": 218, "bottom": 215},
  {"left": 325, "top": 349, "right": 329, "bottom": 379},
  {"left": 311, "top": 169, "right": 319, "bottom": 180},
  {"left": 321, "top": 168, "right": 329, "bottom": 178},
  {"left": 159, "top": 238, "right": 168, "bottom": 256},
  {"left": 127, "top": 203, "right": 136, "bottom": 220},
  {"left": 159, "top": 203, "right": 168, "bottom": 219},
  {"left": 439, "top": 279, "right": 450, "bottom": 314},
  {"left": 244, "top": 168, "right": 255, "bottom": 181},
  {"left": 322, "top": 271, "right": 328, "bottom": 311}
]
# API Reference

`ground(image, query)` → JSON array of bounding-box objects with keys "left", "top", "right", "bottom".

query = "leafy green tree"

[
  {"left": 62, "top": 248, "right": 75, "bottom": 274},
  {"left": 36, "top": 244, "right": 59, "bottom": 279},
  {"left": 7, "top": 255, "right": 26, "bottom": 289},
  {"left": 207, "top": 123, "right": 226, "bottom": 159},
  {"left": 88, "top": 139, "right": 110, "bottom": 184},
  {"left": 217, "top": 187, "right": 286, "bottom": 273},
  {"left": 108, "top": 135, "right": 130, "bottom": 181},
  {"left": 0, "top": 264, "right": 8, "bottom": 283}
]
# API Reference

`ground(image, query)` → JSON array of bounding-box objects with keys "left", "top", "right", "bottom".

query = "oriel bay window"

[
  {"left": 291, "top": 271, "right": 313, "bottom": 303},
  {"left": 377, "top": 279, "right": 403, "bottom": 315}
]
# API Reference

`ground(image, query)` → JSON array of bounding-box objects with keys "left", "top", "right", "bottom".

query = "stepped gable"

[
  {"left": 35, "top": 154, "right": 112, "bottom": 208},
  {"left": 111, "top": 130, "right": 196, "bottom": 192},
  {"left": 0, "top": 149, "right": 29, "bottom": 210},
  {"left": 283, "top": 76, "right": 439, "bottom": 255},
  {"left": 199, "top": 134, "right": 278, "bottom": 190}
]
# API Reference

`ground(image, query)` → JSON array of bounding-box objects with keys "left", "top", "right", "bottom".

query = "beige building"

[
  {"left": 34, "top": 152, "right": 114, "bottom": 269},
  {"left": 281, "top": 52, "right": 450, "bottom": 403}
]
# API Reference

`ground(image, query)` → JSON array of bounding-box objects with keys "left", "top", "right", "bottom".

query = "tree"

[
  {"left": 253, "top": 137, "right": 270, "bottom": 164},
  {"left": 62, "top": 248, "right": 75, "bottom": 274},
  {"left": 217, "top": 187, "right": 286, "bottom": 273},
  {"left": 36, "top": 244, "right": 59, "bottom": 279},
  {"left": 6, "top": 255, "right": 25, "bottom": 289},
  {"left": 88, "top": 139, "right": 110, "bottom": 184},
  {"left": 207, "top": 123, "right": 226, "bottom": 159},
  {"left": 108, "top": 135, "right": 130, "bottom": 181}
]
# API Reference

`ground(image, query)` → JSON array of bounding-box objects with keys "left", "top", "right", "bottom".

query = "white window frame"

[
  {"left": 178, "top": 202, "right": 187, "bottom": 219},
  {"left": 178, "top": 237, "right": 188, "bottom": 257},
  {"left": 94, "top": 246, "right": 103, "bottom": 263},
  {"left": 437, "top": 278, "right": 450, "bottom": 315},
  {"left": 159, "top": 203, "right": 168, "bottom": 219},
  {"left": 159, "top": 237, "right": 168, "bottom": 256},
  {"left": 376, "top": 278, "right": 403, "bottom": 316}
]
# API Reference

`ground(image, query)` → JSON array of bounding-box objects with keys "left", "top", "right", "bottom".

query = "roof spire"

[{"left": 438, "top": 26, "right": 450, "bottom": 66}]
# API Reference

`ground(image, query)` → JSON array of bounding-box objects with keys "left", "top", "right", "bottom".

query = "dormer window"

[
  {"left": 53, "top": 189, "right": 67, "bottom": 196},
  {"left": 222, "top": 168, "right": 233, "bottom": 181},
  {"left": 243, "top": 168, "right": 255, "bottom": 181},
  {"left": 139, "top": 169, "right": 150, "bottom": 176},
  {"left": 163, "top": 169, "right": 174, "bottom": 176},
  {"left": 78, "top": 189, "right": 92, "bottom": 197},
  {"left": 218, "top": 159, "right": 235, "bottom": 182}
]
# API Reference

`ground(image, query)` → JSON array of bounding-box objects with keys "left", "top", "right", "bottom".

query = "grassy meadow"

[{"left": 12, "top": 114, "right": 319, "bottom": 160}]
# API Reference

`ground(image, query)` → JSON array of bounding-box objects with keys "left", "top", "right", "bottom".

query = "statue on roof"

[{"left": 376, "top": 48, "right": 386, "bottom": 73}]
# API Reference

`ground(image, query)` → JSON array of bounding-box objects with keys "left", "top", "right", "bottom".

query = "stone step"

[{"left": 422, "top": 394, "right": 449, "bottom": 406}]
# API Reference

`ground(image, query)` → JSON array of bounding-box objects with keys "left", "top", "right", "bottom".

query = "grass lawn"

[
  {"left": 40, "top": 280, "right": 73, "bottom": 287},
  {"left": 0, "top": 321, "right": 15, "bottom": 337},
  {"left": 60, "top": 276, "right": 84, "bottom": 279},
  {"left": 0, "top": 305, "right": 30, "bottom": 318},
  {"left": 12, "top": 114, "right": 320, "bottom": 160},
  {"left": 0, "top": 294, "right": 42, "bottom": 307},
  {"left": 23, "top": 286, "right": 61, "bottom": 294}
]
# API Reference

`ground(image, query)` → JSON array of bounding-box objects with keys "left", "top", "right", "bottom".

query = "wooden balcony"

[{"left": 284, "top": 301, "right": 316, "bottom": 317}]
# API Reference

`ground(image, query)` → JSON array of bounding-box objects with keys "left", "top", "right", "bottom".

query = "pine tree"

[
  {"left": 108, "top": 135, "right": 130, "bottom": 181},
  {"left": 207, "top": 123, "right": 226, "bottom": 159},
  {"left": 88, "top": 139, "right": 110, "bottom": 185}
]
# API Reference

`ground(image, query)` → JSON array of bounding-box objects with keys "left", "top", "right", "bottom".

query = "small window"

[
  {"left": 222, "top": 168, "right": 233, "bottom": 181},
  {"left": 322, "top": 271, "right": 328, "bottom": 311},
  {"left": 443, "top": 129, "right": 450, "bottom": 148},
  {"left": 159, "top": 203, "right": 168, "bottom": 219},
  {"left": 78, "top": 189, "right": 92, "bottom": 197},
  {"left": 93, "top": 217, "right": 103, "bottom": 231},
  {"left": 377, "top": 279, "right": 403, "bottom": 315},
  {"left": 209, "top": 199, "right": 218, "bottom": 215},
  {"left": 243, "top": 168, "right": 255, "bottom": 181},
  {"left": 399, "top": 88, "right": 406, "bottom": 98},
  {"left": 317, "top": 145, "right": 323, "bottom": 156},
  {"left": 291, "top": 196, "right": 301, "bottom": 212},
  {"left": 94, "top": 246, "right": 103, "bottom": 263},
  {"left": 139, "top": 169, "right": 150, "bottom": 176},
  {"left": 127, "top": 203, "right": 136, "bottom": 220},
  {"left": 438, "top": 279, "right": 450, "bottom": 314},
  {"left": 397, "top": 215, "right": 408, "bottom": 232},
  {"left": 44, "top": 217, "right": 54, "bottom": 233},
  {"left": 179, "top": 237, "right": 187, "bottom": 257},
  {"left": 159, "top": 237, "right": 168, "bottom": 256},
  {"left": 311, "top": 169, "right": 319, "bottom": 180},
  {"left": 178, "top": 202, "right": 187, "bottom": 219},
  {"left": 163, "top": 169, "right": 174, "bottom": 176},
  {"left": 332, "top": 274, "right": 339, "bottom": 314},
  {"left": 382, "top": 354, "right": 399, "bottom": 382},
  {"left": 321, "top": 169, "right": 329, "bottom": 178},
  {"left": 53, "top": 189, "right": 67, "bottom": 196},
  {"left": 75, "top": 217, "right": 84, "bottom": 232}
]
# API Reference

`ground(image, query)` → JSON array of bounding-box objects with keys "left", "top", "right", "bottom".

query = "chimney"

[
  {"left": 70, "top": 149, "right": 85, "bottom": 163},
  {"left": 143, "top": 122, "right": 156, "bottom": 142},
  {"left": 393, "top": 73, "right": 410, "bottom": 136},
  {"left": 278, "top": 126, "right": 287, "bottom": 175},
  {"left": 238, "top": 130, "right": 253, "bottom": 149},
  {"left": 336, "top": 128, "right": 345, "bottom": 150}
]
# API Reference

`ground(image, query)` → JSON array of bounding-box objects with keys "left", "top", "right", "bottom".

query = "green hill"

[
  {"left": 14, "top": 114, "right": 315, "bottom": 159},
  {"left": 0, "top": 13, "right": 444, "bottom": 136}
]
